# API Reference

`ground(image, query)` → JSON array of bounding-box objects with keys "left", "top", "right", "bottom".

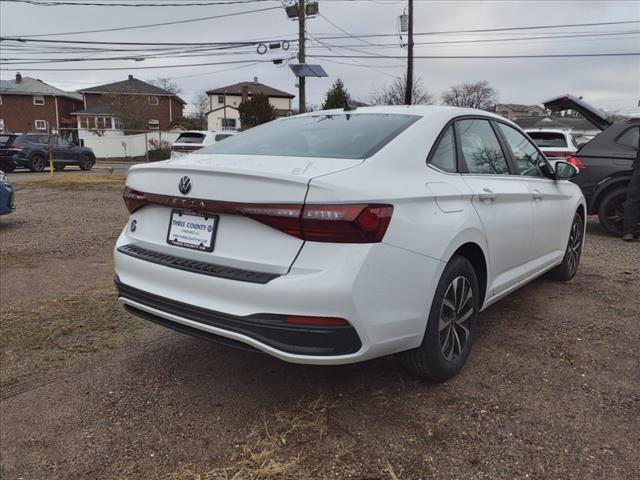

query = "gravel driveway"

[{"left": 1, "top": 181, "right": 638, "bottom": 480}]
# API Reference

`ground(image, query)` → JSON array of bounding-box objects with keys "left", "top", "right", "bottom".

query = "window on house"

[
  {"left": 148, "top": 96, "right": 159, "bottom": 106},
  {"left": 33, "top": 95, "right": 45, "bottom": 105},
  {"left": 78, "top": 116, "right": 88, "bottom": 129},
  {"left": 148, "top": 119, "right": 160, "bottom": 130},
  {"left": 96, "top": 117, "right": 113, "bottom": 129},
  {"left": 218, "top": 95, "right": 224, "bottom": 104},
  {"left": 35, "top": 119, "right": 47, "bottom": 130},
  {"left": 221, "top": 118, "right": 237, "bottom": 129},
  {"left": 114, "top": 117, "right": 124, "bottom": 130},
  {"left": 531, "top": 112, "right": 539, "bottom": 117}
]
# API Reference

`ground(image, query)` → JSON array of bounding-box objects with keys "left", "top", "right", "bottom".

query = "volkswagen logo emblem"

[{"left": 178, "top": 176, "right": 192, "bottom": 195}]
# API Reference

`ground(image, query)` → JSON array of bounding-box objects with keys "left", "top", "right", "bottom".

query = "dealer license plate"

[{"left": 167, "top": 210, "right": 217, "bottom": 252}]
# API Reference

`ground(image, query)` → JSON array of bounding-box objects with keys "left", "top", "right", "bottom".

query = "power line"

[
  {"left": 308, "top": 52, "right": 640, "bottom": 59},
  {"left": 10, "top": 5, "right": 283, "bottom": 37},
  {"left": 0, "top": 36, "right": 296, "bottom": 46},
  {"left": 0, "top": 56, "right": 294, "bottom": 71},
  {"left": 3, "top": 0, "right": 276, "bottom": 5}
]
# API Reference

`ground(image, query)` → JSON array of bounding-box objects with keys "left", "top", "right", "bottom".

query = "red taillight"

[
  {"left": 567, "top": 154, "right": 587, "bottom": 170},
  {"left": 121, "top": 188, "right": 393, "bottom": 244},
  {"left": 171, "top": 144, "right": 204, "bottom": 152},
  {"left": 10, "top": 144, "right": 24, "bottom": 151},
  {"left": 240, "top": 203, "right": 393, "bottom": 243},
  {"left": 122, "top": 186, "right": 148, "bottom": 213},
  {"left": 285, "top": 315, "right": 348, "bottom": 326},
  {"left": 543, "top": 151, "right": 569, "bottom": 158}
]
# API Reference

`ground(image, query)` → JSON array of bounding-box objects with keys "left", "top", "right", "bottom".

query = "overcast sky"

[{"left": 1, "top": 0, "right": 639, "bottom": 114}]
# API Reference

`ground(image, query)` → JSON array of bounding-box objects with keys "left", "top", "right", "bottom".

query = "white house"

[{"left": 206, "top": 77, "right": 294, "bottom": 131}]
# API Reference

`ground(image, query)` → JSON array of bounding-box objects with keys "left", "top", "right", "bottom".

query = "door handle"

[
  {"left": 478, "top": 188, "right": 497, "bottom": 202},
  {"left": 533, "top": 189, "right": 543, "bottom": 201}
]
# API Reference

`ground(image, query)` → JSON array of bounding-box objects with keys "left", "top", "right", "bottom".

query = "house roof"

[
  {"left": 77, "top": 75, "right": 186, "bottom": 104},
  {"left": 0, "top": 75, "right": 82, "bottom": 101},
  {"left": 206, "top": 81, "right": 294, "bottom": 99},
  {"left": 70, "top": 105, "right": 118, "bottom": 116}
]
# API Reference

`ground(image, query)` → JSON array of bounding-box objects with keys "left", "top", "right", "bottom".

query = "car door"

[
  {"left": 495, "top": 122, "right": 572, "bottom": 270},
  {"left": 456, "top": 118, "right": 533, "bottom": 296}
]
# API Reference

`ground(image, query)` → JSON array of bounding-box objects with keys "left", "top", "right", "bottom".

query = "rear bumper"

[
  {"left": 116, "top": 278, "right": 362, "bottom": 356},
  {"left": 114, "top": 229, "right": 443, "bottom": 365}
]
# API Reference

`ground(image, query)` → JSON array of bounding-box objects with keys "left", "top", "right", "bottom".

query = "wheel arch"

[
  {"left": 590, "top": 175, "right": 630, "bottom": 214},
  {"left": 450, "top": 242, "right": 488, "bottom": 309}
]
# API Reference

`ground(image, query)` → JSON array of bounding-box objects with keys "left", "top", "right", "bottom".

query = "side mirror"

[{"left": 554, "top": 161, "right": 579, "bottom": 180}]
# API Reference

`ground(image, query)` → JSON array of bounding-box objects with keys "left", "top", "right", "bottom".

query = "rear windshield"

[
  {"left": 0, "top": 135, "right": 16, "bottom": 147},
  {"left": 175, "top": 132, "right": 206, "bottom": 144},
  {"left": 197, "top": 114, "right": 421, "bottom": 159},
  {"left": 527, "top": 132, "right": 567, "bottom": 148}
]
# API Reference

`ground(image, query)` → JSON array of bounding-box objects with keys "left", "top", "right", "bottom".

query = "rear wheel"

[
  {"left": 79, "top": 155, "right": 93, "bottom": 171},
  {"left": 549, "top": 211, "right": 584, "bottom": 281},
  {"left": 29, "top": 155, "right": 45, "bottom": 173},
  {"left": 598, "top": 187, "right": 626, "bottom": 237},
  {"left": 400, "top": 255, "right": 480, "bottom": 382}
]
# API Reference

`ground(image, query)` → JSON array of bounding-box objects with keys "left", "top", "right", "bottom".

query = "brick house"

[
  {"left": 206, "top": 77, "right": 294, "bottom": 131},
  {"left": 73, "top": 75, "right": 185, "bottom": 134},
  {"left": 0, "top": 73, "right": 83, "bottom": 133}
]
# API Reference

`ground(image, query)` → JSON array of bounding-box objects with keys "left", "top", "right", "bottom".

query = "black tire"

[
  {"left": 400, "top": 255, "right": 480, "bottom": 382},
  {"left": 54, "top": 162, "right": 65, "bottom": 171},
  {"left": 29, "top": 154, "right": 46, "bottom": 173},
  {"left": 79, "top": 155, "right": 94, "bottom": 171},
  {"left": 597, "top": 187, "right": 626, "bottom": 237},
  {"left": 549, "top": 211, "right": 584, "bottom": 281},
  {"left": 0, "top": 161, "right": 16, "bottom": 173}
]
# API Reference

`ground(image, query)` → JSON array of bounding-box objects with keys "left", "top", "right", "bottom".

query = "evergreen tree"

[
  {"left": 238, "top": 93, "right": 275, "bottom": 129},
  {"left": 322, "top": 79, "right": 351, "bottom": 110}
]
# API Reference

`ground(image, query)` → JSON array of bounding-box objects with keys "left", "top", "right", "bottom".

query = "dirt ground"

[{"left": 1, "top": 176, "right": 639, "bottom": 480}]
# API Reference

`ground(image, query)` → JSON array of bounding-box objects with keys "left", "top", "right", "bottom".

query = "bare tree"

[
  {"left": 441, "top": 81, "right": 498, "bottom": 110},
  {"left": 191, "top": 91, "right": 210, "bottom": 129},
  {"left": 148, "top": 77, "right": 183, "bottom": 95},
  {"left": 369, "top": 74, "right": 436, "bottom": 106},
  {"left": 104, "top": 93, "right": 154, "bottom": 131}
]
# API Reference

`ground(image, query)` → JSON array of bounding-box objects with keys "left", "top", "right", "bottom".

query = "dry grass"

[
  {"left": 0, "top": 287, "right": 143, "bottom": 387},
  {"left": 16, "top": 172, "right": 127, "bottom": 190},
  {"left": 168, "top": 398, "right": 332, "bottom": 480}
]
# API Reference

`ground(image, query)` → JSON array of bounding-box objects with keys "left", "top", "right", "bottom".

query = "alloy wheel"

[
  {"left": 567, "top": 215, "right": 584, "bottom": 275},
  {"left": 439, "top": 276, "right": 474, "bottom": 361},
  {"left": 605, "top": 194, "right": 625, "bottom": 235}
]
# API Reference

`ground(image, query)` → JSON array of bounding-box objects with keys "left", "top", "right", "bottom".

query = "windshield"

[
  {"left": 176, "top": 132, "right": 206, "bottom": 144},
  {"left": 527, "top": 132, "right": 568, "bottom": 148},
  {"left": 196, "top": 113, "right": 421, "bottom": 159}
]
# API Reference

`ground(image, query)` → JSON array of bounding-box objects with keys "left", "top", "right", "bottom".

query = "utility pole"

[
  {"left": 404, "top": 0, "right": 414, "bottom": 105},
  {"left": 298, "top": 0, "right": 306, "bottom": 113}
]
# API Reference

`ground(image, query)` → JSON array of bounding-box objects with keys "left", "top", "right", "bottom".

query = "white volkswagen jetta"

[{"left": 115, "top": 106, "right": 586, "bottom": 381}]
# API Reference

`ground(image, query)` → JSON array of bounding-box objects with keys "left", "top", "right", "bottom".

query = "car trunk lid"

[{"left": 542, "top": 94, "right": 612, "bottom": 131}]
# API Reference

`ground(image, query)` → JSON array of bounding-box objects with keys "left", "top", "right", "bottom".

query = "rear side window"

[
  {"left": 0, "top": 135, "right": 15, "bottom": 147},
  {"left": 198, "top": 114, "right": 421, "bottom": 160},
  {"left": 498, "top": 123, "right": 545, "bottom": 177},
  {"left": 214, "top": 134, "right": 233, "bottom": 142},
  {"left": 456, "top": 119, "right": 509, "bottom": 175},
  {"left": 616, "top": 127, "right": 639, "bottom": 150},
  {"left": 428, "top": 126, "right": 456, "bottom": 173},
  {"left": 26, "top": 135, "right": 46, "bottom": 144},
  {"left": 175, "top": 132, "right": 205, "bottom": 144},
  {"left": 527, "top": 131, "right": 568, "bottom": 148}
]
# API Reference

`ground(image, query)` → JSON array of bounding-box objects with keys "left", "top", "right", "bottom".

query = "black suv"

[
  {"left": 544, "top": 95, "right": 639, "bottom": 236},
  {"left": 0, "top": 133, "right": 96, "bottom": 173}
]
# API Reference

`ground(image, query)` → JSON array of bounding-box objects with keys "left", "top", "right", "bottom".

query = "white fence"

[{"left": 81, "top": 131, "right": 181, "bottom": 159}]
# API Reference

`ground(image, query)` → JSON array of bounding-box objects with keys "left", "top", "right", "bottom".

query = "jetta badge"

[{"left": 178, "top": 176, "right": 192, "bottom": 195}]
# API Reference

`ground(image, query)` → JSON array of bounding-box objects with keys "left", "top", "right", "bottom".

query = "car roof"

[{"left": 525, "top": 128, "right": 570, "bottom": 134}]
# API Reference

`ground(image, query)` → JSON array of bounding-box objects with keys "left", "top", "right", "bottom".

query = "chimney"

[
  {"left": 15, "top": 72, "right": 22, "bottom": 83},
  {"left": 128, "top": 74, "right": 134, "bottom": 82},
  {"left": 241, "top": 84, "right": 249, "bottom": 102},
  {"left": 253, "top": 76, "right": 258, "bottom": 84}
]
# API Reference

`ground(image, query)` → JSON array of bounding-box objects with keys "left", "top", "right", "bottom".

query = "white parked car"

[
  {"left": 525, "top": 128, "right": 578, "bottom": 162},
  {"left": 115, "top": 106, "right": 586, "bottom": 381},
  {"left": 170, "top": 130, "right": 236, "bottom": 159}
]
